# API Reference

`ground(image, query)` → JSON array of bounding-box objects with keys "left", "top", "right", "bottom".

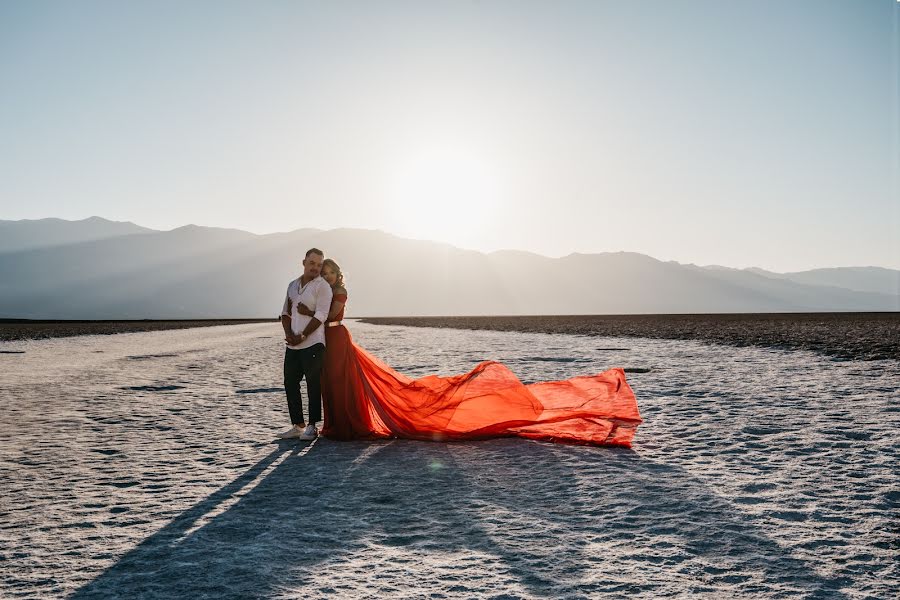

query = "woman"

[
  {"left": 317, "top": 259, "right": 373, "bottom": 440},
  {"left": 292, "top": 259, "right": 642, "bottom": 446}
]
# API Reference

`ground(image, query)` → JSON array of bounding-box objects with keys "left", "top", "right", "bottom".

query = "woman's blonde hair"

[{"left": 322, "top": 258, "right": 346, "bottom": 289}]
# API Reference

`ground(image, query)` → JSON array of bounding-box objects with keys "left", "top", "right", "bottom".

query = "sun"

[{"left": 384, "top": 144, "right": 504, "bottom": 248}]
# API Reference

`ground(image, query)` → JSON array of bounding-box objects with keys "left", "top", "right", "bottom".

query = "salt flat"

[{"left": 0, "top": 321, "right": 897, "bottom": 599}]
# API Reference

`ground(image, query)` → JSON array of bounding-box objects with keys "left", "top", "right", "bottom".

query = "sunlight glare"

[{"left": 385, "top": 144, "right": 504, "bottom": 248}]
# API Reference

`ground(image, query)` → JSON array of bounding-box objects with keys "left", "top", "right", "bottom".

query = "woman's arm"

[
  {"left": 288, "top": 297, "right": 316, "bottom": 318},
  {"left": 327, "top": 302, "right": 345, "bottom": 321},
  {"left": 297, "top": 288, "right": 346, "bottom": 319},
  {"left": 327, "top": 287, "right": 347, "bottom": 321}
]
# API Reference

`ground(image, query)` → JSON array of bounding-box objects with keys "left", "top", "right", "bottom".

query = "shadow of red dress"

[{"left": 321, "top": 294, "right": 642, "bottom": 447}]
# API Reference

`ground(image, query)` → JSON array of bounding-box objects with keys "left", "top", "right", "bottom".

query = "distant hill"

[
  {"left": 0, "top": 219, "right": 896, "bottom": 318},
  {"left": 743, "top": 266, "right": 899, "bottom": 296},
  {"left": 0, "top": 216, "right": 154, "bottom": 253}
]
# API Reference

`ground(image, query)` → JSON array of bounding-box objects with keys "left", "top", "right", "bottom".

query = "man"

[{"left": 277, "top": 247, "right": 333, "bottom": 440}]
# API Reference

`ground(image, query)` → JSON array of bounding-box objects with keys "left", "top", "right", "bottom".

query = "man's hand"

[{"left": 285, "top": 332, "right": 304, "bottom": 346}]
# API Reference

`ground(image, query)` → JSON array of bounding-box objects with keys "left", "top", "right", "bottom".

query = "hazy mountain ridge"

[
  {"left": 742, "top": 266, "right": 899, "bottom": 296},
  {"left": 0, "top": 219, "right": 897, "bottom": 318},
  {"left": 0, "top": 216, "right": 155, "bottom": 253}
]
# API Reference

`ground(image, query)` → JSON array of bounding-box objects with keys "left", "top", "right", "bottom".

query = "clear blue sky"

[{"left": 1, "top": 0, "right": 897, "bottom": 271}]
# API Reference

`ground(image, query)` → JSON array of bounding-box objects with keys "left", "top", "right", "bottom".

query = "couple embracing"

[{"left": 276, "top": 247, "right": 644, "bottom": 447}]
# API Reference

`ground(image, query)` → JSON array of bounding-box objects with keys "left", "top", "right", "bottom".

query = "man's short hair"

[{"left": 305, "top": 247, "right": 324, "bottom": 259}]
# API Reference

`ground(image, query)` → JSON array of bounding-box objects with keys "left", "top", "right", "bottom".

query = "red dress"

[{"left": 320, "top": 293, "right": 642, "bottom": 446}]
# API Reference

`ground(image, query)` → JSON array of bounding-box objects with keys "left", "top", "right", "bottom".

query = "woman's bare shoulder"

[{"left": 333, "top": 286, "right": 348, "bottom": 297}]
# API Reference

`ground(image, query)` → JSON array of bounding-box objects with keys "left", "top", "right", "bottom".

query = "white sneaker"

[
  {"left": 277, "top": 424, "right": 305, "bottom": 439},
  {"left": 298, "top": 424, "right": 318, "bottom": 441}
]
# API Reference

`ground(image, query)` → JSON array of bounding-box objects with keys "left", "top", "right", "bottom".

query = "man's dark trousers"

[{"left": 283, "top": 343, "right": 325, "bottom": 426}]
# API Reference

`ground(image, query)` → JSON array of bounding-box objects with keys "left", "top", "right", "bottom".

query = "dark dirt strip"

[
  {"left": 0, "top": 319, "right": 274, "bottom": 341},
  {"left": 360, "top": 313, "right": 900, "bottom": 362}
]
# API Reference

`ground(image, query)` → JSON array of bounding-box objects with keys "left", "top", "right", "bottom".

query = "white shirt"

[{"left": 280, "top": 276, "right": 333, "bottom": 350}]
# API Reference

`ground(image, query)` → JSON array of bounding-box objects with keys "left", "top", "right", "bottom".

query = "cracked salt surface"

[{"left": 1, "top": 320, "right": 897, "bottom": 599}]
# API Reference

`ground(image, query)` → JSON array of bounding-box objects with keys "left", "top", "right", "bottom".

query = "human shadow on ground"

[{"left": 71, "top": 439, "right": 851, "bottom": 599}]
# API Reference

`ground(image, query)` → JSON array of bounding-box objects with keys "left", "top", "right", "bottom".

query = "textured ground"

[
  {"left": 361, "top": 313, "right": 900, "bottom": 362},
  {"left": 0, "top": 320, "right": 897, "bottom": 599}
]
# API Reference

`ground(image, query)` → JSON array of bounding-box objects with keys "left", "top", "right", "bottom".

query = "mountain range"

[{"left": 1, "top": 217, "right": 897, "bottom": 318}]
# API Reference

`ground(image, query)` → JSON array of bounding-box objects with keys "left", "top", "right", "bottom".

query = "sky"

[{"left": 1, "top": 0, "right": 898, "bottom": 272}]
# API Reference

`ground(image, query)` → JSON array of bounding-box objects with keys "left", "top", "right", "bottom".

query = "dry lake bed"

[{"left": 1, "top": 320, "right": 897, "bottom": 598}]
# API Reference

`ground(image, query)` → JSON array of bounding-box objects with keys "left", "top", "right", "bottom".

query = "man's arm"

[
  {"left": 281, "top": 287, "right": 291, "bottom": 319},
  {"left": 280, "top": 286, "right": 300, "bottom": 345},
  {"left": 300, "top": 317, "right": 322, "bottom": 339},
  {"left": 299, "top": 281, "right": 333, "bottom": 338}
]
